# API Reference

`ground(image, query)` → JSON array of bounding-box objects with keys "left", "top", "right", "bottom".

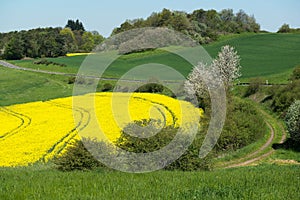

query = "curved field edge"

[{"left": 215, "top": 101, "right": 286, "bottom": 168}]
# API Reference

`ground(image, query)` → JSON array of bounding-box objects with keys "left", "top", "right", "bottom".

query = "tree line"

[
  {"left": 0, "top": 8, "right": 262, "bottom": 60},
  {"left": 112, "top": 8, "right": 260, "bottom": 44},
  {"left": 277, "top": 23, "right": 300, "bottom": 33},
  {"left": 0, "top": 19, "right": 104, "bottom": 60}
]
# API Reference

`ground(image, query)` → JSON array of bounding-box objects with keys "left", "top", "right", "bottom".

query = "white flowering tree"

[
  {"left": 185, "top": 45, "right": 241, "bottom": 102},
  {"left": 212, "top": 45, "right": 241, "bottom": 88},
  {"left": 285, "top": 100, "right": 300, "bottom": 142},
  {"left": 184, "top": 62, "right": 209, "bottom": 98},
  {"left": 212, "top": 45, "right": 242, "bottom": 89},
  {"left": 184, "top": 61, "right": 223, "bottom": 109}
]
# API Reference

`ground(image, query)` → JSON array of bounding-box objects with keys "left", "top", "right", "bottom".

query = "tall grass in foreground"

[{"left": 0, "top": 165, "right": 299, "bottom": 200}]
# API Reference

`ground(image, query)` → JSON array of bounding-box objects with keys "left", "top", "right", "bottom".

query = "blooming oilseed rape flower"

[
  {"left": 0, "top": 108, "right": 23, "bottom": 137},
  {"left": 66, "top": 53, "right": 95, "bottom": 57},
  {"left": 0, "top": 92, "right": 202, "bottom": 167},
  {"left": 0, "top": 101, "right": 78, "bottom": 167}
]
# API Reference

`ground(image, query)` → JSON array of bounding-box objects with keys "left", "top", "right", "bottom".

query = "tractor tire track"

[
  {"left": 41, "top": 101, "right": 91, "bottom": 161},
  {"left": 0, "top": 107, "right": 31, "bottom": 140},
  {"left": 133, "top": 97, "right": 178, "bottom": 127},
  {"left": 133, "top": 97, "right": 168, "bottom": 126}
]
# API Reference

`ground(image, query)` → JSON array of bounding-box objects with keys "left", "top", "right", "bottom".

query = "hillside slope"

[
  {"left": 5, "top": 33, "right": 300, "bottom": 83},
  {"left": 205, "top": 33, "right": 300, "bottom": 81}
]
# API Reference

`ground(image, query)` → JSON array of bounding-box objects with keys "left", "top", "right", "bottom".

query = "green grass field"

[
  {"left": 0, "top": 66, "right": 73, "bottom": 106},
  {"left": 7, "top": 33, "right": 300, "bottom": 83},
  {"left": 205, "top": 33, "right": 300, "bottom": 83},
  {"left": 0, "top": 165, "right": 299, "bottom": 200}
]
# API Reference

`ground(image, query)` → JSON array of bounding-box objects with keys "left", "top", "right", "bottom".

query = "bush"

[
  {"left": 285, "top": 100, "right": 300, "bottom": 142},
  {"left": 116, "top": 119, "right": 177, "bottom": 153},
  {"left": 290, "top": 65, "right": 300, "bottom": 81},
  {"left": 277, "top": 23, "right": 291, "bottom": 33},
  {"left": 54, "top": 139, "right": 102, "bottom": 171},
  {"left": 101, "top": 83, "right": 113, "bottom": 92},
  {"left": 270, "top": 80, "right": 300, "bottom": 114},
  {"left": 115, "top": 119, "right": 212, "bottom": 171},
  {"left": 67, "top": 76, "right": 90, "bottom": 85},
  {"left": 216, "top": 97, "right": 266, "bottom": 151},
  {"left": 33, "top": 59, "right": 67, "bottom": 67},
  {"left": 244, "top": 77, "right": 264, "bottom": 97},
  {"left": 136, "top": 83, "right": 164, "bottom": 93},
  {"left": 67, "top": 77, "right": 76, "bottom": 84}
]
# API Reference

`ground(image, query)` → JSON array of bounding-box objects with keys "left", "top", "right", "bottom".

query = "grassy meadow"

[
  {"left": 0, "top": 66, "right": 73, "bottom": 106},
  {"left": 0, "top": 165, "right": 299, "bottom": 200}
]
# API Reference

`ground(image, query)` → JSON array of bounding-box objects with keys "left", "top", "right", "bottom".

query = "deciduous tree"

[
  {"left": 3, "top": 36, "right": 23, "bottom": 60},
  {"left": 285, "top": 100, "right": 300, "bottom": 142},
  {"left": 212, "top": 45, "right": 241, "bottom": 88}
]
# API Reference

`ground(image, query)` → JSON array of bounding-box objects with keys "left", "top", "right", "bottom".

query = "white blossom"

[
  {"left": 185, "top": 45, "right": 241, "bottom": 99},
  {"left": 285, "top": 100, "right": 300, "bottom": 142},
  {"left": 212, "top": 45, "right": 241, "bottom": 87}
]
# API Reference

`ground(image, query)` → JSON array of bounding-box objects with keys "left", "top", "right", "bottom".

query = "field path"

[
  {"left": 223, "top": 109, "right": 286, "bottom": 168},
  {"left": 0, "top": 60, "right": 78, "bottom": 76},
  {"left": 0, "top": 60, "right": 181, "bottom": 83}
]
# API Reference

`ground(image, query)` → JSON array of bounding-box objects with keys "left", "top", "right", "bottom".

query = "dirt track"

[{"left": 225, "top": 114, "right": 286, "bottom": 168}]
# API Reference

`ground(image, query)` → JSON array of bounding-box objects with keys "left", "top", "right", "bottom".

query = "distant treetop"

[
  {"left": 65, "top": 19, "right": 85, "bottom": 31},
  {"left": 112, "top": 8, "right": 261, "bottom": 44},
  {"left": 277, "top": 23, "right": 300, "bottom": 33}
]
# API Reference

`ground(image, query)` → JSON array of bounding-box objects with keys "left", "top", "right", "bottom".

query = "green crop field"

[
  {"left": 0, "top": 165, "right": 299, "bottom": 200},
  {"left": 7, "top": 33, "right": 300, "bottom": 83},
  {"left": 205, "top": 33, "right": 300, "bottom": 83},
  {"left": 0, "top": 66, "right": 73, "bottom": 106}
]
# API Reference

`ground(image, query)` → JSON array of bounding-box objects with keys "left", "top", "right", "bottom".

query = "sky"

[{"left": 1, "top": 0, "right": 300, "bottom": 37}]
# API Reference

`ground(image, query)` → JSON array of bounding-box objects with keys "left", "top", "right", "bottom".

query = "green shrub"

[
  {"left": 216, "top": 97, "right": 266, "bottom": 151},
  {"left": 101, "top": 83, "right": 113, "bottom": 92},
  {"left": 54, "top": 139, "right": 103, "bottom": 171},
  {"left": 285, "top": 100, "right": 300, "bottom": 142},
  {"left": 116, "top": 119, "right": 177, "bottom": 153},
  {"left": 244, "top": 77, "right": 264, "bottom": 97},
  {"left": 290, "top": 65, "right": 300, "bottom": 81},
  {"left": 115, "top": 119, "right": 212, "bottom": 171},
  {"left": 67, "top": 77, "right": 76, "bottom": 84},
  {"left": 267, "top": 65, "right": 300, "bottom": 114},
  {"left": 136, "top": 83, "right": 164, "bottom": 93},
  {"left": 270, "top": 80, "right": 300, "bottom": 114},
  {"left": 33, "top": 59, "right": 67, "bottom": 67}
]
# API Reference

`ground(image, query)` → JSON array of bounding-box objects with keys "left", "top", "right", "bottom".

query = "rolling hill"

[{"left": 7, "top": 33, "right": 300, "bottom": 83}]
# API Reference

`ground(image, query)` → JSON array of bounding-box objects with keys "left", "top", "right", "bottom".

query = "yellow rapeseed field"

[
  {"left": 66, "top": 52, "right": 95, "bottom": 57},
  {"left": 0, "top": 108, "right": 24, "bottom": 138},
  {"left": 0, "top": 92, "right": 202, "bottom": 167}
]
